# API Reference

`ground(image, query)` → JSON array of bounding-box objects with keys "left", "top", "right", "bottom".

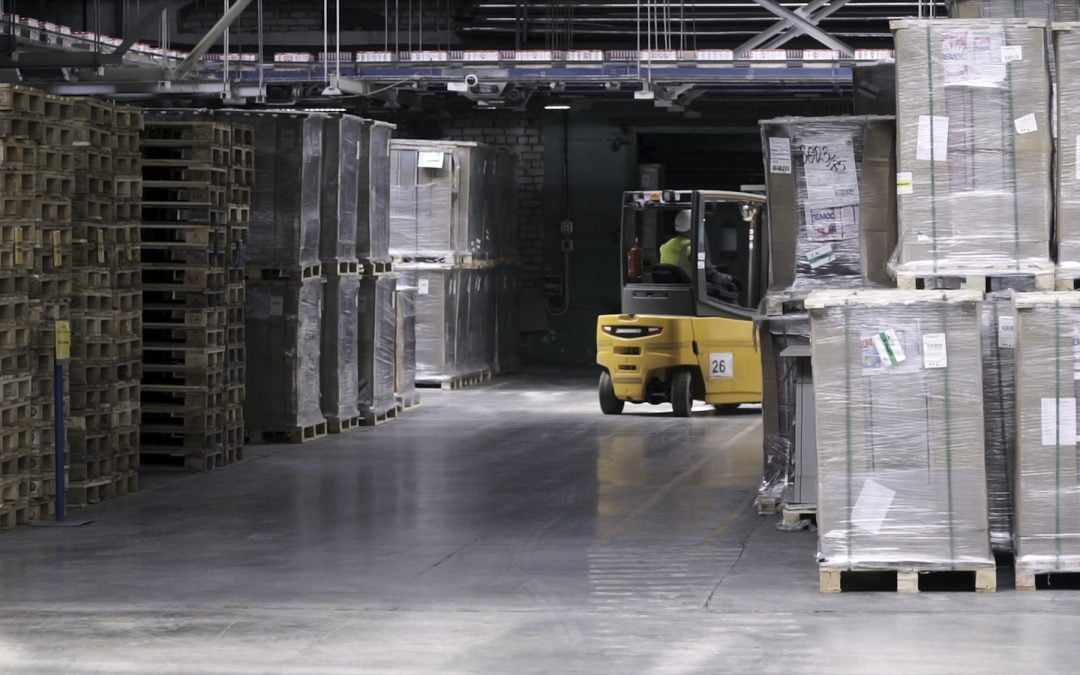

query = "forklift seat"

[{"left": 649, "top": 263, "right": 692, "bottom": 285}]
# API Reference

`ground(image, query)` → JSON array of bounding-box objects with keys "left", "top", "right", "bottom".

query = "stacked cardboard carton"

[{"left": 390, "top": 140, "right": 519, "bottom": 389}]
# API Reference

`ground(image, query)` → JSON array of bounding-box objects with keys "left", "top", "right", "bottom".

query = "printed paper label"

[
  {"left": 801, "top": 135, "right": 859, "bottom": 208},
  {"left": 896, "top": 171, "right": 914, "bottom": 195},
  {"left": 805, "top": 205, "right": 858, "bottom": 241},
  {"left": 418, "top": 151, "right": 446, "bottom": 169},
  {"left": 922, "top": 333, "right": 948, "bottom": 369},
  {"left": 917, "top": 116, "right": 949, "bottom": 162},
  {"left": 871, "top": 329, "right": 907, "bottom": 367},
  {"left": 997, "top": 315, "right": 1016, "bottom": 349},
  {"left": 1000, "top": 45, "right": 1023, "bottom": 63},
  {"left": 1041, "top": 398, "right": 1077, "bottom": 446},
  {"left": 941, "top": 28, "right": 1007, "bottom": 87},
  {"left": 768, "top": 137, "right": 792, "bottom": 174},
  {"left": 708, "top": 353, "right": 734, "bottom": 379},
  {"left": 418, "top": 279, "right": 430, "bottom": 295},
  {"left": 1014, "top": 113, "right": 1038, "bottom": 135},
  {"left": 269, "top": 297, "right": 284, "bottom": 316},
  {"left": 852, "top": 479, "right": 896, "bottom": 535},
  {"left": 806, "top": 243, "right": 836, "bottom": 269}
]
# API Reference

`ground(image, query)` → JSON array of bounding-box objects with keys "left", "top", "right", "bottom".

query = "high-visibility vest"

[{"left": 659, "top": 235, "right": 692, "bottom": 277}]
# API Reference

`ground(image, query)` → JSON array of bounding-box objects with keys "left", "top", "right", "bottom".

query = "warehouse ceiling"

[{"left": 1, "top": 0, "right": 937, "bottom": 105}]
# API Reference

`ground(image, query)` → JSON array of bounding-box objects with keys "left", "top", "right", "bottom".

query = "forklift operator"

[{"left": 659, "top": 209, "right": 694, "bottom": 278}]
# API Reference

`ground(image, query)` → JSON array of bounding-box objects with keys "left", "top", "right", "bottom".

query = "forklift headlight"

[{"left": 602, "top": 326, "right": 663, "bottom": 338}]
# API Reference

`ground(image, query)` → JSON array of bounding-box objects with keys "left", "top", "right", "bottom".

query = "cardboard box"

[
  {"left": 892, "top": 19, "right": 1053, "bottom": 275},
  {"left": 1012, "top": 292, "right": 1080, "bottom": 574},
  {"left": 807, "top": 289, "right": 993, "bottom": 568},
  {"left": 760, "top": 116, "right": 897, "bottom": 291}
]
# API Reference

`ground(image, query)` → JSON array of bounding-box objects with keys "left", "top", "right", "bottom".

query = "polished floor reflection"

[{"left": 0, "top": 371, "right": 1076, "bottom": 673}]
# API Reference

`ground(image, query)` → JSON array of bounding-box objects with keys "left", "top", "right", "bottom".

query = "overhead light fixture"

[
  {"left": 544, "top": 104, "right": 571, "bottom": 111},
  {"left": 302, "top": 107, "right": 347, "bottom": 113}
]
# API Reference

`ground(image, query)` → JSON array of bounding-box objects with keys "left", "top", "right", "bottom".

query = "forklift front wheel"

[
  {"left": 671, "top": 370, "right": 693, "bottom": 418},
  {"left": 598, "top": 371, "right": 625, "bottom": 415}
]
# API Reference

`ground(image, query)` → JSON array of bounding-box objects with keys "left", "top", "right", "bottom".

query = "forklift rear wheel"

[
  {"left": 598, "top": 371, "right": 624, "bottom": 415},
  {"left": 671, "top": 371, "right": 693, "bottom": 418}
]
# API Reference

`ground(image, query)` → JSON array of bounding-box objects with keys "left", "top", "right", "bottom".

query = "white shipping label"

[
  {"left": 801, "top": 136, "right": 859, "bottom": 208},
  {"left": 1000, "top": 45, "right": 1023, "bottom": 63},
  {"left": 1075, "top": 136, "right": 1080, "bottom": 181},
  {"left": 852, "top": 479, "right": 896, "bottom": 535},
  {"left": 768, "top": 136, "right": 792, "bottom": 174},
  {"left": 805, "top": 205, "right": 858, "bottom": 241},
  {"left": 997, "top": 315, "right": 1016, "bottom": 349},
  {"left": 806, "top": 243, "right": 836, "bottom": 269},
  {"left": 916, "top": 116, "right": 950, "bottom": 162},
  {"left": 418, "top": 279, "right": 430, "bottom": 295},
  {"left": 922, "top": 333, "right": 948, "bottom": 369},
  {"left": 1041, "top": 398, "right": 1078, "bottom": 446},
  {"left": 1014, "top": 113, "right": 1038, "bottom": 135},
  {"left": 896, "top": 171, "right": 914, "bottom": 195},
  {"left": 872, "top": 329, "right": 907, "bottom": 367},
  {"left": 269, "top": 297, "right": 284, "bottom": 317},
  {"left": 708, "top": 352, "right": 734, "bottom": 379},
  {"left": 418, "top": 151, "right": 446, "bottom": 169},
  {"left": 941, "top": 28, "right": 1007, "bottom": 87}
]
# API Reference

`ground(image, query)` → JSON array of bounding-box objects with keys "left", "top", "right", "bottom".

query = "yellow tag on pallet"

[{"left": 54, "top": 320, "right": 71, "bottom": 362}]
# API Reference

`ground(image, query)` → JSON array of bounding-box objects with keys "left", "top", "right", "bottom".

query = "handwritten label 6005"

[{"left": 803, "top": 144, "right": 848, "bottom": 173}]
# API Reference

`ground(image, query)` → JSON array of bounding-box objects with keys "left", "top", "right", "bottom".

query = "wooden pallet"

[
  {"left": 416, "top": 370, "right": 493, "bottom": 391},
  {"left": 396, "top": 393, "right": 422, "bottom": 412},
  {"left": 247, "top": 421, "right": 328, "bottom": 445},
  {"left": 896, "top": 270, "right": 1055, "bottom": 292},
  {"left": 360, "top": 406, "right": 398, "bottom": 427},
  {"left": 360, "top": 260, "right": 393, "bottom": 275},
  {"left": 327, "top": 415, "right": 362, "bottom": 433},
  {"left": 780, "top": 504, "right": 817, "bottom": 529},
  {"left": 1015, "top": 567, "right": 1080, "bottom": 591},
  {"left": 246, "top": 264, "right": 322, "bottom": 281},
  {"left": 819, "top": 566, "right": 997, "bottom": 594}
]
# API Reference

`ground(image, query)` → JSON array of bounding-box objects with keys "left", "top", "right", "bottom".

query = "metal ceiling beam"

[
  {"left": 762, "top": 0, "right": 852, "bottom": 49},
  {"left": 172, "top": 0, "right": 254, "bottom": 78},
  {"left": 113, "top": 0, "right": 191, "bottom": 57},
  {"left": 747, "top": 0, "right": 853, "bottom": 54},
  {"left": 736, "top": 0, "right": 833, "bottom": 54}
]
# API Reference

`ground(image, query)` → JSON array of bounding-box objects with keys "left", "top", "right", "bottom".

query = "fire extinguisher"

[{"left": 627, "top": 238, "right": 644, "bottom": 281}]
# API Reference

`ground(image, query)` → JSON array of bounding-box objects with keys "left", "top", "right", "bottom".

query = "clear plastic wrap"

[
  {"left": 248, "top": 112, "right": 326, "bottom": 269},
  {"left": 949, "top": 0, "right": 1079, "bottom": 19},
  {"left": 1012, "top": 292, "right": 1080, "bottom": 575},
  {"left": 806, "top": 289, "right": 993, "bottom": 569},
  {"left": 495, "top": 265, "right": 521, "bottom": 373},
  {"left": 389, "top": 140, "right": 516, "bottom": 261},
  {"left": 394, "top": 284, "right": 418, "bottom": 399},
  {"left": 892, "top": 19, "right": 1053, "bottom": 277},
  {"left": 357, "top": 274, "right": 397, "bottom": 415},
  {"left": 1055, "top": 24, "right": 1080, "bottom": 268},
  {"left": 320, "top": 274, "right": 360, "bottom": 421},
  {"left": 981, "top": 292, "right": 1017, "bottom": 553},
  {"left": 853, "top": 64, "right": 897, "bottom": 116},
  {"left": 359, "top": 120, "right": 394, "bottom": 264},
  {"left": 319, "top": 116, "right": 360, "bottom": 263},
  {"left": 244, "top": 278, "right": 326, "bottom": 430},
  {"left": 760, "top": 115, "right": 897, "bottom": 291},
  {"left": 397, "top": 264, "right": 460, "bottom": 381}
]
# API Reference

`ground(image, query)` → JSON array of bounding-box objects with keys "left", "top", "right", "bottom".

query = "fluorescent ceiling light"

[{"left": 544, "top": 104, "right": 571, "bottom": 110}]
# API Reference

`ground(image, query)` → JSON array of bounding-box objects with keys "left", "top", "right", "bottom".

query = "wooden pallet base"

[
  {"left": 326, "top": 415, "right": 362, "bottom": 433},
  {"left": 1015, "top": 569, "right": 1080, "bottom": 591},
  {"left": 755, "top": 495, "right": 779, "bottom": 516},
  {"left": 396, "top": 394, "right": 421, "bottom": 412},
  {"left": 781, "top": 504, "right": 817, "bottom": 529},
  {"left": 819, "top": 566, "right": 997, "bottom": 594},
  {"left": 360, "top": 407, "right": 398, "bottom": 427},
  {"left": 247, "top": 422, "right": 328, "bottom": 445},
  {"left": 417, "top": 370, "right": 493, "bottom": 391},
  {"left": 896, "top": 271, "right": 1055, "bottom": 292}
]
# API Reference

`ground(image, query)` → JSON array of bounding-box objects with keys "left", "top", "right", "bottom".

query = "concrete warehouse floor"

[{"left": 0, "top": 370, "right": 1077, "bottom": 674}]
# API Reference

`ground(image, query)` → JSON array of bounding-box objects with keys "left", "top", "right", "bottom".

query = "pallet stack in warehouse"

[
  {"left": 241, "top": 111, "right": 329, "bottom": 444},
  {"left": 67, "top": 98, "right": 143, "bottom": 505},
  {"left": 140, "top": 113, "right": 250, "bottom": 470},
  {"left": 390, "top": 139, "right": 520, "bottom": 391}
]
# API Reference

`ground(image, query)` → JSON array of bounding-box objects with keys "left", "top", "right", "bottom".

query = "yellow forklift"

[{"left": 596, "top": 190, "right": 766, "bottom": 416}]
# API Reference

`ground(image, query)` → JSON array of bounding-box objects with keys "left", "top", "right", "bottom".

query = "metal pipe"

[
  {"left": 336, "top": 0, "right": 341, "bottom": 86},
  {"left": 172, "top": 0, "right": 253, "bottom": 78},
  {"left": 257, "top": 0, "right": 264, "bottom": 100}
]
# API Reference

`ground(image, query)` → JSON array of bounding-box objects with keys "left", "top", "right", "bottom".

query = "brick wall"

[{"left": 436, "top": 112, "right": 546, "bottom": 285}]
